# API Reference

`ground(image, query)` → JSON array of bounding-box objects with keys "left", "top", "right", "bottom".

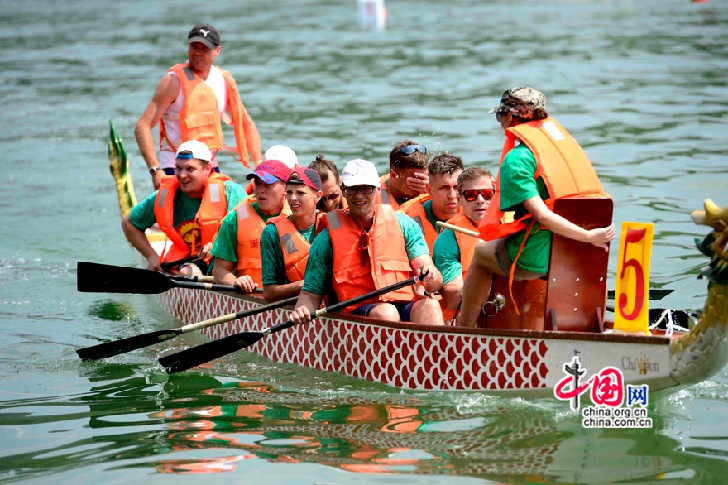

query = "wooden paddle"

[
  {"left": 170, "top": 274, "right": 214, "bottom": 283},
  {"left": 76, "top": 295, "right": 298, "bottom": 360},
  {"left": 159, "top": 270, "right": 429, "bottom": 374},
  {"left": 77, "top": 261, "right": 247, "bottom": 295},
  {"left": 434, "top": 221, "right": 673, "bottom": 301}
]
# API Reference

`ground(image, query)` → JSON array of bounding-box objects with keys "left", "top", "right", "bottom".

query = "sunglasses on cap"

[
  {"left": 460, "top": 188, "right": 496, "bottom": 202},
  {"left": 396, "top": 144, "right": 427, "bottom": 156}
]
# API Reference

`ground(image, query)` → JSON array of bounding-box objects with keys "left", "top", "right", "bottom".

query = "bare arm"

[
  {"left": 410, "top": 254, "right": 443, "bottom": 294},
  {"left": 135, "top": 74, "right": 180, "bottom": 189},
  {"left": 263, "top": 280, "right": 304, "bottom": 303},
  {"left": 288, "top": 290, "right": 325, "bottom": 325},
  {"left": 212, "top": 258, "right": 257, "bottom": 293},
  {"left": 440, "top": 275, "right": 463, "bottom": 310},
  {"left": 524, "top": 196, "right": 615, "bottom": 250},
  {"left": 121, "top": 214, "right": 161, "bottom": 271}
]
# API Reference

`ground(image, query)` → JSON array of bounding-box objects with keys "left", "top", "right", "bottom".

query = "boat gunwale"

[{"left": 206, "top": 290, "right": 675, "bottom": 346}]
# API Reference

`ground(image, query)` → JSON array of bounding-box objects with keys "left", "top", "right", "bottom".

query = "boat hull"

[{"left": 156, "top": 288, "right": 679, "bottom": 393}]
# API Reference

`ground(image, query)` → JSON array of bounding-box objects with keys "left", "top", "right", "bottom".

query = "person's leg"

[
  {"left": 458, "top": 239, "right": 506, "bottom": 327},
  {"left": 407, "top": 298, "right": 445, "bottom": 326},
  {"left": 364, "top": 303, "right": 401, "bottom": 322},
  {"left": 178, "top": 262, "right": 205, "bottom": 277}
]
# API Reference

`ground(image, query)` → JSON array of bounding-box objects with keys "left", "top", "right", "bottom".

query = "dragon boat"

[{"left": 102, "top": 120, "right": 728, "bottom": 395}]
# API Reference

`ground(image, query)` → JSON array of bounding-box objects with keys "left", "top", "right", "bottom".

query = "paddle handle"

[
  {"left": 435, "top": 221, "right": 479, "bottom": 238},
  {"left": 172, "top": 280, "right": 247, "bottom": 294},
  {"left": 179, "top": 295, "right": 299, "bottom": 333},
  {"left": 264, "top": 271, "right": 426, "bottom": 336}
]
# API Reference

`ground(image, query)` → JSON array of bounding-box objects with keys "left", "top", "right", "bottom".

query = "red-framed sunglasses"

[{"left": 460, "top": 188, "right": 496, "bottom": 202}]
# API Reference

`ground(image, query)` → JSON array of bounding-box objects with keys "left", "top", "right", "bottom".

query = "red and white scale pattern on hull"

[{"left": 156, "top": 288, "right": 550, "bottom": 391}]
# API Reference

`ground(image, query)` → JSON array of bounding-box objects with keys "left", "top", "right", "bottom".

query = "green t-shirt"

[
  {"left": 301, "top": 213, "right": 429, "bottom": 297},
  {"left": 128, "top": 180, "right": 247, "bottom": 232},
  {"left": 499, "top": 144, "right": 552, "bottom": 273},
  {"left": 210, "top": 202, "right": 279, "bottom": 263},
  {"left": 432, "top": 228, "right": 461, "bottom": 285},
  {"left": 260, "top": 221, "right": 317, "bottom": 286}
]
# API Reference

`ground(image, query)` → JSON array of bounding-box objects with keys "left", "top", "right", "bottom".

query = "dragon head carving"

[{"left": 692, "top": 199, "right": 728, "bottom": 284}]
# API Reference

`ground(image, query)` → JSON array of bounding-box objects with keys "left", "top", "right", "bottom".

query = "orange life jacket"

[
  {"left": 377, "top": 174, "right": 401, "bottom": 210},
  {"left": 161, "top": 63, "right": 262, "bottom": 168},
  {"left": 440, "top": 213, "right": 479, "bottom": 321},
  {"left": 398, "top": 194, "right": 452, "bottom": 254},
  {"left": 479, "top": 117, "right": 609, "bottom": 242},
  {"left": 233, "top": 197, "right": 265, "bottom": 285},
  {"left": 154, "top": 172, "right": 231, "bottom": 262},
  {"left": 326, "top": 204, "right": 415, "bottom": 305},
  {"left": 267, "top": 215, "right": 317, "bottom": 283}
]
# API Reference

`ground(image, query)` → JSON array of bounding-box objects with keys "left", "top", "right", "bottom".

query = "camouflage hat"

[{"left": 489, "top": 86, "right": 547, "bottom": 120}]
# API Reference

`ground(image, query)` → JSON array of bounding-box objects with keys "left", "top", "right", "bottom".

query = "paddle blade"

[
  {"left": 77, "top": 329, "right": 184, "bottom": 360},
  {"left": 160, "top": 331, "right": 266, "bottom": 374},
  {"left": 77, "top": 262, "right": 174, "bottom": 294}
]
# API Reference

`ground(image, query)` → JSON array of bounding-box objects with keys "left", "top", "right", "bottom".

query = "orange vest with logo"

[
  {"left": 479, "top": 117, "right": 608, "bottom": 241},
  {"left": 161, "top": 63, "right": 261, "bottom": 168},
  {"left": 377, "top": 174, "right": 401, "bottom": 211},
  {"left": 326, "top": 205, "right": 415, "bottom": 304},
  {"left": 154, "top": 172, "right": 231, "bottom": 262},
  {"left": 398, "top": 194, "right": 447, "bottom": 254},
  {"left": 439, "top": 213, "right": 479, "bottom": 321},
  {"left": 267, "top": 215, "right": 317, "bottom": 283}
]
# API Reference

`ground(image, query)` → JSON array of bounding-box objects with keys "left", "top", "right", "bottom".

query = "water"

[{"left": 1, "top": 0, "right": 727, "bottom": 482}]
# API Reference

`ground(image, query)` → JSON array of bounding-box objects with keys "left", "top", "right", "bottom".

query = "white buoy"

[{"left": 358, "top": 0, "right": 387, "bottom": 30}]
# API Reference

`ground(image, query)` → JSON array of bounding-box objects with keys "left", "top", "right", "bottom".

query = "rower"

[
  {"left": 377, "top": 140, "right": 429, "bottom": 210},
  {"left": 121, "top": 140, "right": 247, "bottom": 276},
  {"left": 288, "top": 158, "right": 444, "bottom": 327},
  {"left": 260, "top": 167, "right": 323, "bottom": 302},
  {"left": 399, "top": 152, "right": 464, "bottom": 254},
  {"left": 433, "top": 167, "right": 495, "bottom": 323},
  {"left": 210, "top": 159, "right": 291, "bottom": 292}
]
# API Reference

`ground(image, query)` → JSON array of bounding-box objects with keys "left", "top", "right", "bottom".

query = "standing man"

[
  {"left": 136, "top": 23, "right": 262, "bottom": 189},
  {"left": 432, "top": 167, "right": 494, "bottom": 321},
  {"left": 121, "top": 140, "right": 247, "bottom": 276},
  {"left": 260, "top": 167, "right": 323, "bottom": 302},
  {"left": 458, "top": 87, "right": 615, "bottom": 327},
  {"left": 377, "top": 140, "right": 429, "bottom": 210},
  {"left": 288, "top": 159, "right": 444, "bottom": 327},
  {"left": 211, "top": 160, "right": 291, "bottom": 291},
  {"left": 399, "top": 152, "right": 464, "bottom": 253}
]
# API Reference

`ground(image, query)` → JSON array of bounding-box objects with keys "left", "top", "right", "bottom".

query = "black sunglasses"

[
  {"left": 322, "top": 193, "right": 341, "bottom": 202},
  {"left": 342, "top": 186, "right": 376, "bottom": 196},
  {"left": 495, "top": 108, "right": 511, "bottom": 123},
  {"left": 396, "top": 144, "right": 427, "bottom": 156}
]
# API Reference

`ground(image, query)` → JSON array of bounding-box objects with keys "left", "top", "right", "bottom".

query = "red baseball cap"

[
  {"left": 246, "top": 159, "right": 292, "bottom": 185},
  {"left": 287, "top": 167, "right": 322, "bottom": 191}
]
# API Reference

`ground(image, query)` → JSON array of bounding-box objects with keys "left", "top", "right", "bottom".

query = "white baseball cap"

[
  {"left": 341, "top": 159, "right": 380, "bottom": 187},
  {"left": 264, "top": 145, "right": 298, "bottom": 169},
  {"left": 176, "top": 140, "right": 212, "bottom": 162}
]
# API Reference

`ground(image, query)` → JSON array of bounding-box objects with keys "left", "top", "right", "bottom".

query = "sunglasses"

[
  {"left": 461, "top": 188, "right": 496, "bottom": 202},
  {"left": 396, "top": 144, "right": 427, "bottom": 156},
  {"left": 343, "top": 185, "right": 376, "bottom": 196},
  {"left": 322, "top": 192, "right": 341, "bottom": 202},
  {"left": 496, "top": 106, "right": 514, "bottom": 122}
]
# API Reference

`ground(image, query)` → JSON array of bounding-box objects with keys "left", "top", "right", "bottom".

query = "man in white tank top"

[{"left": 135, "top": 24, "right": 256, "bottom": 190}]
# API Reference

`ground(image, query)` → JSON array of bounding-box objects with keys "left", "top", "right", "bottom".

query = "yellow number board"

[{"left": 614, "top": 222, "right": 654, "bottom": 335}]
